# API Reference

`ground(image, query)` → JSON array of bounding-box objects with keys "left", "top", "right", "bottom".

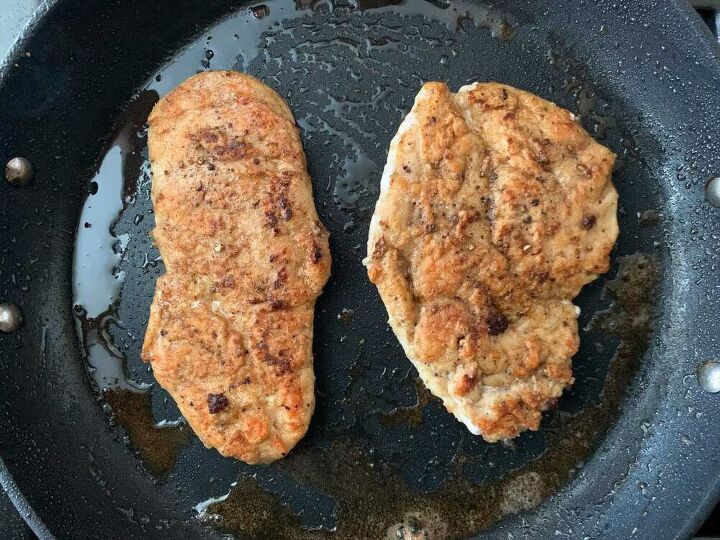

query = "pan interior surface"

[
  {"left": 1, "top": 0, "right": 719, "bottom": 539},
  {"left": 69, "top": 0, "right": 668, "bottom": 536}
]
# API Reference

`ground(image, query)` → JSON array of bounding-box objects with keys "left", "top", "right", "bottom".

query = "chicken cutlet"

[
  {"left": 142, "top": 71, "right": 330, "bottom": 463},
  {"left": 365, "top": 82, "right": 618, "bottom": 441}
]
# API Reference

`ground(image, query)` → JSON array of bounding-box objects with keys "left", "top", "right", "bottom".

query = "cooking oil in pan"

[
  {"left": 72, "top": 90, "right": 190, "bottom": 476},
  {"left": 69, "top": 0, "right": 666, "bottom": 536},
  {"left": 103, "top": 387, "right": 193, "bottom": 476},
  {"left": 72, "top": 90, "right": 157, "bottom": 392}
]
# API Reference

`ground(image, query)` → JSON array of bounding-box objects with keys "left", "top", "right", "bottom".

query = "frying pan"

[{"left": 1, "top": 0, "right": 720, "bottom": 538}]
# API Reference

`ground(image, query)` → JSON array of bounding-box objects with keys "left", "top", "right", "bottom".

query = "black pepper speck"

[{"left": 208, "top": 393, "right": 229, "bottom": 414}]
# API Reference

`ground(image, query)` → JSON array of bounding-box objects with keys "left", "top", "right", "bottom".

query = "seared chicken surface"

[
  {"left": 143, "top": 71, "right": 330, "bottom": 463},
  {"left": 365, "top": 82, "right": 618, "bottom": 441}
]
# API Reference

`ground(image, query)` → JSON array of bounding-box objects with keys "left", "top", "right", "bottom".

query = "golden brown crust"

[
  {"left": 142, "top": 71, "right": 330, "bottom": 463},
  {"left": 365, "top": 82, "right": 617, "bottom": 441}
]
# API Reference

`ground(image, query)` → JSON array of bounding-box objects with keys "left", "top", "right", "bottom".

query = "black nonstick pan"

[{"left": 1, "top": 0, "right": 720, "bottom": 538}]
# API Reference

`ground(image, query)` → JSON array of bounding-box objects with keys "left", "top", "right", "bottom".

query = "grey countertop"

[{"left": 0, "top": 0, "right": 44, "bottom": 62}]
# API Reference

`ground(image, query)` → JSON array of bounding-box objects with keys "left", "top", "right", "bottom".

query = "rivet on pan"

[
  {"left": 697, "top": 361, "right": 720, "bottom": 393},
  {"left": 0, "top": 302, "right": 24, "bottom": 333},
  {"left": 4, "top": 157, "right": 34, "bottom": 186},
  {"left": 706, "top": 176, "right": 720, "bottom": 208}
]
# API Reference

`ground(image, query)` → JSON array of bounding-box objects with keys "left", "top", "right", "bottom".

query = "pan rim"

[
  {"left": 614, "top": 3, "right": 720, "bottom": 537},
  {"left": 0, "top": 0, "right": 62, "bottom": 536},
  {"left": 0, "top": 456, "right": 56, "bottom": 540}
]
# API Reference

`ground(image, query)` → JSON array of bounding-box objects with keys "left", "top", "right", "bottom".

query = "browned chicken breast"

[
  {"left": 142, "top": 71, "right": 330, "bottom": 463},
  {"left": 365, "top": 82, "right": 618, "bottom": 441}
]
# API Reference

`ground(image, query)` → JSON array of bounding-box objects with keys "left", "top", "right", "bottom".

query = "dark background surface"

[
  {"left": 0, "top": 1, "right": 719, "bottom": 539},
  {"left": 0, "top": 492, "right": 33, "bottom": 540}
]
